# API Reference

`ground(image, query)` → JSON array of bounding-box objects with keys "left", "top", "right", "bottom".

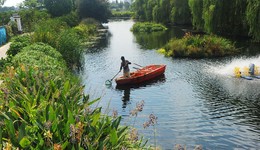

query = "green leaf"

[
  {"left": 63, "top": 80, "right": 70, "bottom": 94},
  {"left": 112, "top": 116, "right": 121, "bottom": 129},
  {"left": 88, "top": 98, "right": 100, "bottom": 106},
  {"left": 110, "top": 128, "right": 118, "bottom": 146},
  {"left": 48, "top": 105, "right": 55, "bottom": 121},
  {"left": 62, "top": 141, "right": 69, "bottom": 149},
  {"left": 91, "top": 112, "right": 100, "bottom": 126},
  {"left": 19, "top": 137, "right": 31, "bottom": 148}
]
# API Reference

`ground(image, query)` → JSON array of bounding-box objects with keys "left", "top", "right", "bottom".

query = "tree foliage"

[
  {"left": 77, "top": 0, "right": 111, "bottom": 23},
  {"left": 246, "top": 0, "right": 260, "bottom": 41},
  {"left": 44, "top": 0, "right": 73, "bottom": 17},
  {"left": 132, "top": 0, "right": 260, "bottom": 41}
]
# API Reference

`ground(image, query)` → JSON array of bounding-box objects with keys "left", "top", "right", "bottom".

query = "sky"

[{"left": 3, "top": 0, "right": 24, "bottom": 7}]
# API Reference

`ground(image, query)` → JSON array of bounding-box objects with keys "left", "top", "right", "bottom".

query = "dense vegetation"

[
  {"left": 158, "top": 33, "right": 237, "bottom": 58},
  {"left": 132, "top": 0, "right": 260, "bottom": 42},
  {"left": 131, "top": 22, "right": 167, "bottom": 33},
  {"left": 0, "top": 0, "right": 153, "bottom": 149},
  {"left": 111, "top": 10, "right": 134, "bottom": 18}
]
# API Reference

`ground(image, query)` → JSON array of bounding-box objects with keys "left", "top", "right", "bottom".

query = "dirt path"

[
  {"left": 0, "top": 42, "right": 11, "bottom": 85},
  {"left": 0, "top": 42, "right": 10, "bottom": 59}
]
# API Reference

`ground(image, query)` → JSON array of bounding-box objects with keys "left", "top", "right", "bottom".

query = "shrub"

[
  {"left": 0, "top": 66, "right": 148, "bottom": 149},
  {"left": 160, "top": 33, "right": 237, "bottom": 58},
  {"left": 7, "top": 35, "right": 32, "bottom": 56},
  {"left": 57, "top": 11, "right": 80, "bottom": 27},
  {"left": 131, "top": 22, "right": 167, "bottom": 33},
  {"left": 21, "top": 42, "right": 64, "bottom": 62},
  {"left": 56, "top": 29, "right": 83, "bottom": 70},
  {"left": 19, "top": 9, "right": 51, "bottom": 32},
  {"left": 33, "top": 19, "right": 68, "bottom": 47},
  {"left": 11, "top": 50, "right": 67, "bottom": 77},
  {"left": 73, "top": 23, "right": 97, "bottom": 40}
]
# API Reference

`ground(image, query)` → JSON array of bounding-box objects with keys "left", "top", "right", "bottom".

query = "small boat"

[{"left": 115, "top": 64, "right": 166, "bottom": 85}]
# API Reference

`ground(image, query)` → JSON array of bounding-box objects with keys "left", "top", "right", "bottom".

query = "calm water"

[{"left": 80, "top": 19, "right": 260, "bottom": 149}]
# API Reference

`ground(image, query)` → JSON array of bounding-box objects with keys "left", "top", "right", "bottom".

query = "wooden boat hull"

[{"left": 115, "top": 64, "right": 166, "bottom": 85}]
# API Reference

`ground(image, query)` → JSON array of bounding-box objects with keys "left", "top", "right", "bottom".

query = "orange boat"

[{"left": 115, "top": 64, "right": 166, "bottom": 85}]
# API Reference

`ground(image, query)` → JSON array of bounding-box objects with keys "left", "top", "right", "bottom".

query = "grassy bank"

[{"left": 0, "top": 11, "right": 150, "bottom": 149}]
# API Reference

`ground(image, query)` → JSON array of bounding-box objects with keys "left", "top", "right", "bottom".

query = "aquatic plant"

[
  {"left": 159, "top": 33, "right": 237, "bottom": 58},
  {"left": 131, "top": 22, "right": 167, "bottom": 33}
]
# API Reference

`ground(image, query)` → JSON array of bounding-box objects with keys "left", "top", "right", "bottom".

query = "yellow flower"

[{"left": 44, "top": 130, "right": 53, "bottom": 139}]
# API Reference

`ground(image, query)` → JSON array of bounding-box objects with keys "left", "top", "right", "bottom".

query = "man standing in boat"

[{"left": 120, "top": 56, "right": 131, "bottom": 78}]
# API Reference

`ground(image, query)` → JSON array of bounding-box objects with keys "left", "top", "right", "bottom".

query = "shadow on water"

[
  {"left": 115, "top": 74, "right": 166, "bottom": 108},
  {"left": 133, "top": 27, "right": 185, "bottom": 50}
]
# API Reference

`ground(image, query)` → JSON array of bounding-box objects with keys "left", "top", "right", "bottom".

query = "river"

[{"left": 80, "top": 19, "right": 260, "bottom": 149}]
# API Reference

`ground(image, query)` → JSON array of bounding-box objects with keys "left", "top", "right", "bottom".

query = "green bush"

[
  {"left": 12, "top": 50, "right": 67, "bottom": 77},
  {"left": 0, "top": 66, "right": 147, "bottom": 149},
  {"left": 7, "top": 35, "right": 32, "bottom": 56},
  {"left": 21, "top": 43, "right": 64, "bottom": 62},
  {"left": 160, "top": 33, "right": 237, "bottom": 58},
  {"left": 56, "top": 29, "right": 83, "bottom": 70},
  {"left": 57, "top": 11, "right": 80, "bottom": 27},
  {"left": 0, "top": 56, "right": 12, "bottom": 72},
  {"left": 33, "top": 18, "right": 83, "bottom": 69},
  {"left": 33, "top": 19, "right": 68, "bottom": 47},
  {"left": 73, "top": 23, "right": 97, "bottom": 40},
  {"left": 19, "top": 9, "right": 51, "bottom": 32},
  {"left": 131, "top": 22, "right": 167, "bottom": 33}
]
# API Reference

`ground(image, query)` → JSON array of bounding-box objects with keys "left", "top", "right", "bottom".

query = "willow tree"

[
  {"left": 132, "top": 0, "right": 146, "bottom": 20},
  {"left": 145, "top": 0, "right": 157, "bottom": 21},
  {"left": 188, "top": 0, "right": 204, "bottom": 30},
  {"left": 170, "top": 0, "right": 191, "bottom": 25},
  {"left": 246, "top": 0, "right": 260, "bottom": 41},
  {"left": 202, "top": 0, "right": 217, "bottom": 33}
]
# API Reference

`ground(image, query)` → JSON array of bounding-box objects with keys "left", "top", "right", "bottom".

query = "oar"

[
  {"left": 133, "top": 63, "right": 143, "bottom": 68},
  {"left": 133, "top": 67, "right": 141, "bottom": 70},
  {"left": 105, "top": 71, "right": 121, "bottom": 85}
]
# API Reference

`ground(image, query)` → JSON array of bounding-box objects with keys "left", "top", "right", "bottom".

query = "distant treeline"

[{"left": 132, "top": 0, "right": 260, "bottom": 41}]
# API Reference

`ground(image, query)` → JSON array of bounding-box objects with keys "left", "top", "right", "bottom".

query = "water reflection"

[
  {"left": 115, "top": 74, "right": 166, "bottom": 108},
  {"left": 133, "top": 27, "right": 185, "bottom": 49},
  {"left": 186, "top": 61, "right": 260, "bottom": 148}
]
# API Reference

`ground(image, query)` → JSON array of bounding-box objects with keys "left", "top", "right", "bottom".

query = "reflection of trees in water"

[
  {"left": 116, "top": 74, "right": 166, "bottom": 108},
  {"left": 133, "top": 27, "right": 185, "bottom": 50},
  {"left": 86, "top": 30, "right": 112, "bottom": 53}
]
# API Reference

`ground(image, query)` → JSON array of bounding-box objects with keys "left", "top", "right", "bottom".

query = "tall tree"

[
  {"left": 77, "top": 0, "right": 111, "bottom": 23},
  {"left": 170, "top": 0, "right": 191, "bottom": 25},
  {"left": 189, "top": 0, "right": 204, "bottom": 30},
  {"left": 44, "top": 0, "right": 73, "bottom": 17}
]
